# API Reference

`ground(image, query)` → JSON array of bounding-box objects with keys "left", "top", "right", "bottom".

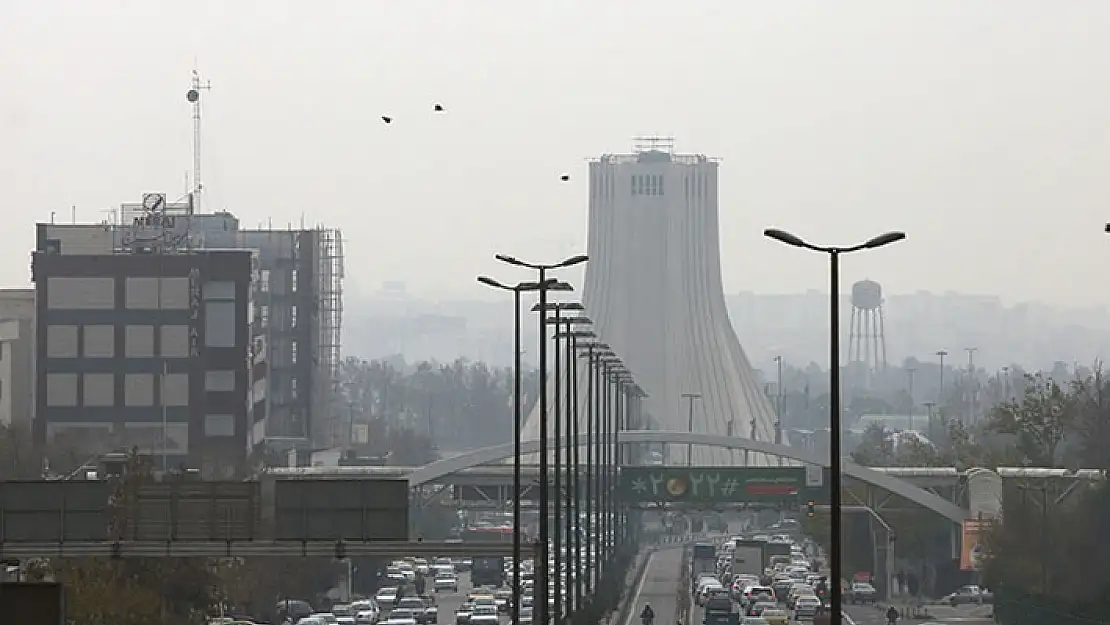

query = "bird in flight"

[
  {"left": 381, "top": 116, "right": 393, "bottom": 124},
  {"left": 560, "top": 174, "right": 570, "bottom": 181},
  {"left": 433, "top": 104, "right": 445, "bottom": 112}
]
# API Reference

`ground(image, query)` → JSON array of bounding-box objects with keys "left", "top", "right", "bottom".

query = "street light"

[
  {"left": 476, "top": 274, "right": 568, "bottom": 625},
  {"left": 534, "top": 303, "right": 585, "bottom": 623},
  {"left": 763, "top": 227, "right": 905, "bottom": 625},
  {"left": 579, "top": 342, "right": 612, "bottom": 598},
  {"left": 681, "top": 393, "right": 701, "bottom": 466},
  {"left": 495, "top": 253, "right": 587, "bottom": 625},
  {"left": 552, "top": 320, "right": 592, "bottom": 620}
]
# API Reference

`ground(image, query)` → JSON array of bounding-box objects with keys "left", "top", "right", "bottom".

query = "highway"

[
  {"left": 622, "top": 548, "right": 685, "bottom": 625},
  {"left": 431, "top": 571, "right": 509, "bottom": 625}
]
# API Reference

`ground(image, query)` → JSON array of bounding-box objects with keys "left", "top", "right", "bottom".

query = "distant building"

[
  {"left": 0, "top": 289, "right": 35, "bottom": 427},
  {"left": 32, "top": 219, "right": 259, "bottom": 478}
]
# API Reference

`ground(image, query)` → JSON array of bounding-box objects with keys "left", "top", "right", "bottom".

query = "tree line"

[{"left": 849, "top": 367, "right": 1110, "bottom": 622}]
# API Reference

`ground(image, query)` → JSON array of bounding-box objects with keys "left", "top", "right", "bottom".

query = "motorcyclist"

[
  {"left": 887, "top": 605, "right": 900, "bottom": 625},
  {"left": 641, "top": 604, "right": 655, "bottom": 625}
]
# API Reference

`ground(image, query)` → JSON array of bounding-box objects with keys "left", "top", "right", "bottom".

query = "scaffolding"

[{"left": 318, "top": 227, "right": 345, "bottom": 443}]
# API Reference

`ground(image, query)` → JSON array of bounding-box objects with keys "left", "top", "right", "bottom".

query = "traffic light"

[{"left": 807, "top": 501, "right": 816, "bottom": 518}]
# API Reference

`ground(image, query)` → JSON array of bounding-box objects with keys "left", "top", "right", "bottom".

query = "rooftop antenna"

[{"left": 186, "top": 66, "right": 211, "bottom": 214}]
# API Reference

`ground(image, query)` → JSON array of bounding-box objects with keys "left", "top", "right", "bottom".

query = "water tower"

[{"left": 849, "top": 279, "right": 888, "bottom": 372}]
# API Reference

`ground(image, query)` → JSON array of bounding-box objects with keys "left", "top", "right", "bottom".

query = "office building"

[
  {"left": 0, "top": 289, "right": 35, "bottom": 427},
  {"left": 32, "top": 211, "right": 260, "bottom": 477}
]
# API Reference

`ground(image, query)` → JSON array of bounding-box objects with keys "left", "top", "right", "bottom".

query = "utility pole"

[
  {"left": 936, "top": 350, "right": 948, "bottom": 405},
  {"left": 965, "top": 347, "right": 978, "bottom": 425},
  {"left": 682, "top": 393, "right": 701, "bottom": 466},
  {"left": 906, "top": 367, "right": 916, "bottom": 432}
]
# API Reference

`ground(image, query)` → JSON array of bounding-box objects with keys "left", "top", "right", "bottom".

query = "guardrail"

[{"left": 0, "top": 540, "right": 514, "bottom": 558}]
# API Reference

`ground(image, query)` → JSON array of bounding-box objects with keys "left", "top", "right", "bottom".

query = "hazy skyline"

[{"left": 4, "top": 1, "right": 1110, "bottom": 306}]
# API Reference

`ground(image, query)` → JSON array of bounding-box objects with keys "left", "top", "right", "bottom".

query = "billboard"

[
  {"left": 960, "top": 519, "right": 990, "bottom": 571},
  {"left": 619, "top": 467, "right": 806, "bottom": 503},
  {"left": 124, "top": 482, "right": 258, "bottom": 541}
]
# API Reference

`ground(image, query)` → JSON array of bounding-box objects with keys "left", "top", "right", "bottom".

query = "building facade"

[
  {"left": 37, "top": 201, "right": 344, "bottom": 454},
  {"left": 0, "top": 289, "right": 35, "bottom": 427},
  {"left": 32, "top": 225, "right": 257, "bottom": 477}
]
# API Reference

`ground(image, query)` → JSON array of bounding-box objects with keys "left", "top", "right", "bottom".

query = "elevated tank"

[{"left": 851, "top": 279, "right": 883, "bottom": 311}]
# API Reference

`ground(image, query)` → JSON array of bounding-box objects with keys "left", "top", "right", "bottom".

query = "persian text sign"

[{"left": 619, "top": 467, "right": 806, "bottom": 503}]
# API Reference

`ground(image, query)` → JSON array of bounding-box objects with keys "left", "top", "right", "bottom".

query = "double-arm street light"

[
  {"left": 577, "top": 340, "right": 611, "bottom": 598},
  {"left": 550, "top": 320, "right": 593, "bottom": 621},
  {"left": 534, "top": 302, "right": 586, "bottom": 624},
  {"left": 495, "top": 253, "right": 587, "bottom": 625},
  {"left": 476, "top": 275, "right": 570, "bottom": 625},
  {"left": 763, "top": 228, "right": 905, "bottom": 625}
]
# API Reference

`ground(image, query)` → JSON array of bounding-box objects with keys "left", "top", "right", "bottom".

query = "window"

[
  {"left": 46, "top": 325, "right": 79, "bottom": 358},
  {"left": 291, "top": 377, "right": 298, "bottom": 399},
  {"left": 159, "top": 277, "right": 189, "bottom": 309},
  {"left": 291, "top": 340, "right": 298, "bottom": 364},
  {"left": 203, "top": 281, "right": 236, "bottom": 301},
  {"left": 259, "top": 305, "right": 269, "bottom": 326},
  {"left": 204, "top": 414, "right": 235, "bottom": 437},
  {"left": 291, "top": 269, "right": 298, "bottom": 293},
  {"left": 83, "top": 325, "right": 114, "bottom": 358},
  {"left": 46, "top": 373, "right": 78, "bottom": 407},
  {"left": 161, "top": 373, "right": 189, "bottom": 406},
  {"left": 125, "top": 277, "right": 158, "bottom": 309},
  {"left": 160, "top": 325, "right": 189, "bottom": 358},
  {"left": 657, "top": 175, "right": 665, "bottom": 196},
  {"left": 124, "top": 373, "right": 154, "bottom": 406},
  {"left": 83, "top": 373, "right": 114, "bottom": 407},
  {"left": 205, "top": 370, "right": 236, "bottom": 392},
  {"left": 47, "top": 277, "right": 115, "bottom": 309},
  {"left": 290, "top": 305, "right": 298, "bottom": 328},
  {"left": 259, "top": 270, "right": 270, "bottom": 293},
  {"left": 205, "top": 301, "right": 236, "bottom": 347},
  {"left": 125, "top": 325, "right": 155, "bottom": 358}
]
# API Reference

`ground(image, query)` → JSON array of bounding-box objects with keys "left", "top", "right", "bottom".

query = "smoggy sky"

[{"left": 3, "top": 1, "right": 1110, "bottom": 306}]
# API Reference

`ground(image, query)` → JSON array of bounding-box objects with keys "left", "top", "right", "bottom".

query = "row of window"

[
  {"left": 46, "top": 315, "right": 237, "bottom": 360},
  {"left": 45, "top": 277, "right": 238, "bottom": 310},
  {"left": 44, "top": 370, "right": 237, "bottom": 408},
  {"left": 46, "top": 415, "right": 233, "bottom": 441},
  {"left": 631, "top": 174, "right": 665, "bottom": 196}
]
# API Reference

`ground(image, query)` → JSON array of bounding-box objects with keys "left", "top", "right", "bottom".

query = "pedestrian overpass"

[{"left": 407, "top": 431, "right": 967, "bottom": 524}]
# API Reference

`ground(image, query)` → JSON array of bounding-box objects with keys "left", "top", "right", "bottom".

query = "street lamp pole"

[
  {"left": 553, "top": 322, "right": 591, "bottom": 620},
  {"left": 763, "top": 228, "right": 905, "bottom": 625},
  {"left": 681, "top": 393, "right": 701, "bottom": 466},
  {"left": 477, "top": 275, "right": 564, "bottom": 625},
  {"left": 495, "top": 253, "right": 587, "bottom": 625}
]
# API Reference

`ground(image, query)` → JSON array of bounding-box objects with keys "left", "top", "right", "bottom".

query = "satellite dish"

[{"left": 186, "top": 89, "right": 200, "bottom": 103}]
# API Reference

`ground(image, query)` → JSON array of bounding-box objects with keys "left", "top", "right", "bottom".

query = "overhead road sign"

[
  {"left": 0, "top": 540, "right": 514, "bottom": 559},
  {"left": 619, "top": 467, "right": 808, "bottom": 504}
]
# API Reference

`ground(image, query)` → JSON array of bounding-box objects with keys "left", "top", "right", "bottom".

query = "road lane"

[
  {"left": 624, "top": 548, "right": 685, "bottom": 625},
  {"left": 430, "top": 572, "right": 511, "bottom": 625}
]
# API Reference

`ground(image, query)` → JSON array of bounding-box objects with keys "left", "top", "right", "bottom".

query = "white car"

[
  {"left": 434, "top": 574, "right": 459, "bottom": 593},
  {"left": 468, "top": 605, "right": 499, "bottom": 625},
  {"left": 375, "top": 587, "right": 400, "bottom": 610},
  {"left": 383, "top": 609, "right": 419, "bottom": 625}
]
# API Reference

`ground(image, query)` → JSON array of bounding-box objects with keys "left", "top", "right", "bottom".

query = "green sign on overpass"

[{"left": 619, "top": 467, "right": 817, "bottom": 504}]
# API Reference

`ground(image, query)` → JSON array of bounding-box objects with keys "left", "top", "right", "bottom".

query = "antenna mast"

[{"left": 186, "top": 68, "right": 211, "bottom": 214}]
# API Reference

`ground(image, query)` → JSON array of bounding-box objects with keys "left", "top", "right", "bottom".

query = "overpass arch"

[{"left": 408, "top": 430, "right": 965, "bottom": 525}]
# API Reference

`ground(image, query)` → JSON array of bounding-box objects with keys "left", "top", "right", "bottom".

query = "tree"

[
  {"left": 986, "top": 373, "right": 1076, "bottom": 467},
  {"left": 1068, "top": 366, "right": 1110, "bottom": 471},
  {"left": 850, "top": 424, "right": 896, "bottom": 466}
]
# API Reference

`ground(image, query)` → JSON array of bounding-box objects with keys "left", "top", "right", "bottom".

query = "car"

[
  {"left": 850, "top": 582, "right": 877, "bottom": 604},
  {"left": 434, "top": 574, "right": 459, "bottom": 593},
  {"left": 759, "top": 609, "right": 788, "bottom": 625},
  {"left": 793, "top": 596, "right": 822, "bottom": 619},
  {"left": 382, "top": 609, "right": 419, "bottom": 625},
  {"left": 375, "top": 587, "right": 400, "bottom": 611},
  {"left": 494, "top": 588, "right": 512, "bottom": 612},
  {"left": 468, "top": 605, "right": 499, "bottom": 625},
  {"left": 454, "top": 603, "right": 474, "bottom": 625},
  {"left": 395, "top": 597, "right": 436, "bottom": 625},
  {"left": 944, "top": 585, "right": 992, "bottom": 605},
  {"left": 519, "top": 606, "right": 534, "bottom": 625}
]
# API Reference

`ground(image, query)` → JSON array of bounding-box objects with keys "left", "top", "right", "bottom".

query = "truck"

[
  {"left": 731, "top": 540, "right": 766, "bottom": 579},
  {"left": 691, "top": 542, "right": 717, "bottom": 582},
  {"left": 469, "top": 556, "right": 505, "bottom": 587}
]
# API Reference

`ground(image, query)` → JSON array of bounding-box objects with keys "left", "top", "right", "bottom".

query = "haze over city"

[{"left": 5, "top": 0, "right": 1110, "bottom": 310}]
